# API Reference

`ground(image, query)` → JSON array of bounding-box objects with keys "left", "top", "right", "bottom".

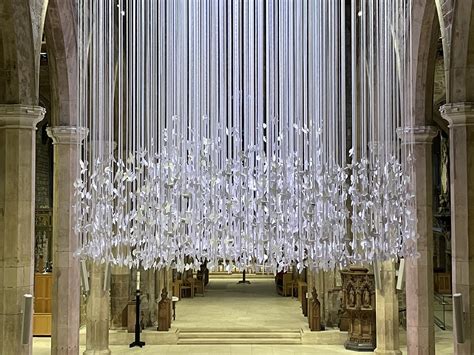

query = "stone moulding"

[
  {"left": 440, "top": 102, "right": 474, "bottom": 127},
  {"left": 0, "top": 104, "right": 46, "bottom": 129}
]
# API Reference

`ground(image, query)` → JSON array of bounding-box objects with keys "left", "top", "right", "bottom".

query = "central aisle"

[{"left": 172, "top": 277, "right": 310, "bottom": 331}]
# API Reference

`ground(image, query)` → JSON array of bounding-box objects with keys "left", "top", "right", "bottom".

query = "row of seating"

[
  {"left": 172, "top": 270, "right": 207, "bottom": 298},
  {"left": 275, "top": 270, "right": 307, "bottom": 299}
]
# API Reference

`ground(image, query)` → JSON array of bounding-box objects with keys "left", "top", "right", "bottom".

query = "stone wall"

[
  {"left": 35, "top": 123, "right": 52, "bottom": 209},
  {"left": 109, "top": 269, "right": 154, "bottom": 329},
  {"left": 439, "top": 0, "right": 454, "bottom": 41},
  {"left": 110, "top": 271, "right": 130, "bottom": 329},
  {"left": 308, "top": 268, "right": 343, "bottom": 328},
  {"left": 36, "top": 47, "right": 53, "bottom": 209}
]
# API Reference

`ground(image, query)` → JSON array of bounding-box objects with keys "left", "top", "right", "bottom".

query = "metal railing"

[{"left": 434, "top": 292, "right": 452, "bottom": 330}]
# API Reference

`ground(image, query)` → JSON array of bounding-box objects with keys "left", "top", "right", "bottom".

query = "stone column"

[
  {"left": 374, "top": 260, "right": 401, "bottom": 355},
  {"left": 83, "top": 140, "right": 115, "bottom": 355},
  {"left": 84, "top": 261, "right": 111, "bottom": 355},
  {"left": 440, "top": 103, "right": 474, "bottom": 355},
  {"left": 47, "top": 126, "right": 87, "bottom": 354},
  {"left": 0, "top": 105, "right": 45, "bottom": 355},
  {"left": 403, "top": 126, "right": 438, "bottom": 355},
  {"left": 147, "top": 269, "right": 156, "bottom": 325}
]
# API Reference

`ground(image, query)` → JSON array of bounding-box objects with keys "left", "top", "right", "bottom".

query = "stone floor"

[
  {"left": 32, "top": 339, "right": 455, "bottom": 354},
  {"left": 33, "top": 277, "right": 454, "bottom": 354},
  {"left": 173, "top": 277, "right": 310, "bottom": 331}
]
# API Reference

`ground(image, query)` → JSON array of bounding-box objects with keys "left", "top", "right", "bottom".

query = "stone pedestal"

[
  {"left": 400, "top": 126, "right": 437, "bottom": 355},
  {"left": 375, "top": 261, "right": 401, "bottom": 355},
  {"left": 47, "top": 126, "right": 87, "bottom": 354},
  {"left": 83, "top": 262, "right": 111, "bottom": 355},
  {"left": 440, "top": 103, "right": 474, "bottom": 355},
  {"left": 0, "top": 105, "right": 45, "bottom": 355}
]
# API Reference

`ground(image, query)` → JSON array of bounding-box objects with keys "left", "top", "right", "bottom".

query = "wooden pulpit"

[{"left": 340, "top": 266, "right": 376, "bottom": 351}]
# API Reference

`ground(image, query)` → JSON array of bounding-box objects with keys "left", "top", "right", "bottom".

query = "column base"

[
  {"left": 345, "top": 340, "right": 375, "bottom": 352},
  {"left": 374, "top": 350, "right": 402, "bottom": 355},
  {"left": 83, "top": 349, "right": 111, "bottom": 355}
]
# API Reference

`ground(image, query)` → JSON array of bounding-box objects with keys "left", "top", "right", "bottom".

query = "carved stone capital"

[
  {"left": 46, "top": 126, "right": 88, "bottom": 145},
  {"left": 440, "top": 102, "right": 474, "bottom": 127},
  {"left": 0, "top": 104, "right": 46, "bottom": 129},
  {"left": 396, "top": 126, "right": 438, "bottom": 144}
]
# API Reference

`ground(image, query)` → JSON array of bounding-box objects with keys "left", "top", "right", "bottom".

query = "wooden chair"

[
  {"left": 180, "top": 278, "right": 195, "bottom": 298},
  {"left": 282, "top": 273, "right": 295, "bottom": 297},
  {"left": 180, "top": 284, "right": 192, "bottom": 298},
  {"left": 172, "top": 280, "right": 182, "bottom": 297},
  {"left": 194, "top": 277, "right": 205, "bottom": 296}
]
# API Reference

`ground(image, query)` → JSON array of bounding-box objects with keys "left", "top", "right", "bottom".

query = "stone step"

[
  {"left": 209, "top": 272, "right": 275, "bottom": 281},
  {"left": 177, "top": 338, "right": 302, "bottom": 345},
  {"left": 179, "top": 332, "right": 302, "bottom": 338},
  {"left": 177, "top": 328, "right": 302, "bottom": 345}
]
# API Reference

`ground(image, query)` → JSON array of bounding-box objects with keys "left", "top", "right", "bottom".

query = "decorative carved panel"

[
  {"left": 35, "top": 209, "right": 52, "bottom": 273},
  {"left": 340, "top": 267, "right": 376, "bottom": 351}
]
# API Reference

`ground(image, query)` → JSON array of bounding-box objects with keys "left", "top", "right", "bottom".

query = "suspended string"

[{"left": 75, "top": 0, "right": 417, "bottom": 272}]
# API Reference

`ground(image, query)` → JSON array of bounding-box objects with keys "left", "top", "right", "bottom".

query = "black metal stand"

[
  {"left": 129, "top": 290, "right": 145, "bottom": 348},
  {"left": 237, "top": 269, "right": 251, "bottom": 284}
]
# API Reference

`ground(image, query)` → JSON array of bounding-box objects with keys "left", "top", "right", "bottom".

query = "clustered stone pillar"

[
  {"left": 441, "top": 103, "right": 474, "bottom": 355},
  {"left": 47, "top": 126, "right": 87, "bottom": 354},
  {"left": 404, "top": 126, "right": 437, "bottom": 355},
  {"left": 0, "top": 105, "right": 45, "bottom": 355},
  {"left": 374, "top": 260, "right": 401, "bottom": 355},
  {"left": 84, "top": 262, "right": 111, "bottom": 355}
]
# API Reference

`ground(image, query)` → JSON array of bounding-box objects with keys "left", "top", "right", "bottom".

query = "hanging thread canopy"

[{"left": 75, "top": 0, "right": 416, "bottom": 272}]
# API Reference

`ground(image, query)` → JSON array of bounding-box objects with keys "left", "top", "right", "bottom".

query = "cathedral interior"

[{"left": 1, "top": 1, "right": 474, "bottom": 355}]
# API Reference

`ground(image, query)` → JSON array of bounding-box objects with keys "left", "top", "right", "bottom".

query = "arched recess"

[
  {"left": 0, "top": 0, "right": 47, "bottom": 105},
  {"left": 44, "top": 0, "right": 77, "bottom": 126},
  {"left": 412, "top": 0, "right": 441, "bottom": 126}
]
